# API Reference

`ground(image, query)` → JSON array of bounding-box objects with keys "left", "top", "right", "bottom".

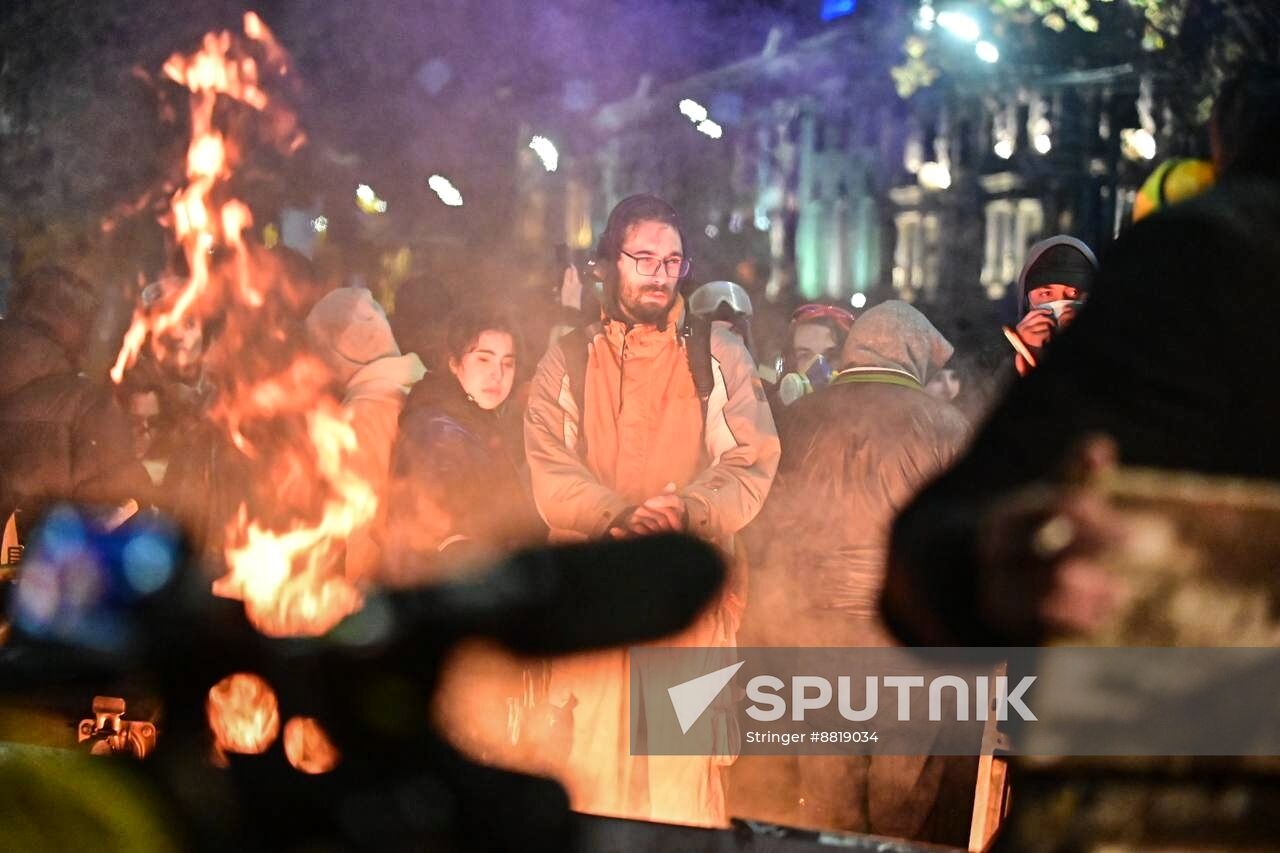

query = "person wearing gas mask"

[
  {"left": 768, "top": 303, "right": 856, "bottom": 412},
  {"left": 524, "top": 194, "right": 780, "bottom": 828},
  {"left": 1005, "top": 236, "right": 1097, "bottom": 376}
]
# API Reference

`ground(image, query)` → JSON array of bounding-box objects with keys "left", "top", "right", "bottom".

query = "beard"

[{"left": 619, "top": 285, "right": 676, "bottom": 326}]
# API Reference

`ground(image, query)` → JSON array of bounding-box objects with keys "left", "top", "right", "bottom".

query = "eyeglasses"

[
  {"left": 620, "top": 250, "right": 691, "bottom": 278},
  {"left": 790, "top": 303, "right": 855, "bottom": 331}
]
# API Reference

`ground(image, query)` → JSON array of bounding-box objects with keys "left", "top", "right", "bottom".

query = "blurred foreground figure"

[
  {"left": 525, "top": 194, "right": 780, "bottom": 826},
  {"left": 883, "top": 63, "right": 1280, "bottom": 647},
  {"left": 1, "top": 502, "right": 726, "bottom": 852},
  {"left": 742, "top": 302, "right": 971, "bottom": 841},
  {"left": 305, "top": 287, "right": 425, "bottom": 584},
  {"left": 0, "top": 268, "right": 149, "bottom": 530}
]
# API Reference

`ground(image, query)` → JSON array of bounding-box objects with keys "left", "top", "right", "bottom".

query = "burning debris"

[
  {"left": 206, "top": 671, "right": 279, "bottom": 757},
  {"left": 282, "top": 716, "right": 340, "bottom": 775}
]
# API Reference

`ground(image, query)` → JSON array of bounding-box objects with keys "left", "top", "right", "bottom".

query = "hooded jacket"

[
  {"left": 0, "top": 319, "right": 150, "bottom": 519},
  {"left": 1016, "top": 235, "right": 1098, "bottom": 317},
  {"left": 747, "top": 301, "right": 968, "bottom": 641},
  {"left": 523, "top": 295, "right": 779, "bottom": 827},
  {"left": 305, "top": 289, "right": 425, "bottom": 583},
  {"left": 525, "top": 296, "right": 779, "bottom": 545}
]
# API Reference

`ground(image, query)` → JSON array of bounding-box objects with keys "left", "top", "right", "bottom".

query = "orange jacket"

[
  {"left": 525, "top": 298, "right": 780, "bottom": 545},
  {"left": 523, "top": 297, "right": 779, "bottom": 826}
]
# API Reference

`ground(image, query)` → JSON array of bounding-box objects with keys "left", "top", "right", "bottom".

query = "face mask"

[{"left": 1032, "top": 298, "right": 1085, "bottom": 321}]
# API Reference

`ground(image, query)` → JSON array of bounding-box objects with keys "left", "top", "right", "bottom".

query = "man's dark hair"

[
  {"left": 1212, "top": 62, "right": 1280, "bottom": 179},
  {"left": 442, "top": 305, "right": 523, "bottom": 373},
  {"left": 116, "top": 355, "right": 168, "bottom": 401},
  {"left": 592, "top": 194, "right": 685, "bottom": 269}
]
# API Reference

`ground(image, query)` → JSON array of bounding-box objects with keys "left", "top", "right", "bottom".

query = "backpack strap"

[
  {"left": 682, "top": 314, "right": 716, "bottom": 422},
  {"left": 559, "top": 322, "right": 600, "bottom": 460},
  {"left": 563, "top": 317, "right": 714, "bottom": 458}
]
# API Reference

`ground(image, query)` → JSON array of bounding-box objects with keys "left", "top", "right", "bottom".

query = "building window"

[
  {"left": 981, "top": 198, "right": 1043, "bottom": 299},
  {"left": 892, "top": 210, "right": 939, "bottom": 302}
]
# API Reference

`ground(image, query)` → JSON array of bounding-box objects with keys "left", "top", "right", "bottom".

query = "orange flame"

[
  {"left": 111, "top": 11, "right": 302, "bottom": 384},
  {"left": 207, "top": 672, "right": 280, "bottom": 754},
  {"left": 214, "top": 402, "right": 374, "bottom": 637},
  {"left": 283, "top": 716, "right": 340, "bottom": 774},
  {"left": 112, "top": 13, "right": 365, "bottom": 638}
]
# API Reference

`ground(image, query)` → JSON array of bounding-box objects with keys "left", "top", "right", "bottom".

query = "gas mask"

[{"left": 776, "top": 354, "right": 834, "bottom": 406}]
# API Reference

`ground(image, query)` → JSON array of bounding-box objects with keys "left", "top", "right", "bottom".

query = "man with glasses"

[{"left": 525, "top": 194, "right": 780, "bottom": 828}]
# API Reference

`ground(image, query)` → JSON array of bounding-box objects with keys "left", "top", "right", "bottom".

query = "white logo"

[{"left": 667, "top": 661, "right": 745, "bottom": 734}]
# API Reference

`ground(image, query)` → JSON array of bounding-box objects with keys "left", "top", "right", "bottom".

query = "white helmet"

[{"left": 688, "top": 280, "right": 753, "bottom": 319}]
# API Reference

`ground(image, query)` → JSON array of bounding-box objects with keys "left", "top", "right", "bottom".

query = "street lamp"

[
  {"left": 427, "top": 174, "right": 464, "bottom": 207},
  {"left": 529, "top": 136, "right": 559, "bottom": 172},
  {"left": 937, "top": 10, "right": 980, "bottom": 42}
]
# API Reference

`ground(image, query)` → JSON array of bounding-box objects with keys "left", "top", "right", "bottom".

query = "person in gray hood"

[
  {"left": 737, "top": 300, "right": 972, "bottom": 843},
  {"left": 1007, "top": 235, "right": 1098, "bottom": 376},
  {"left": 305, "top": 287, "right": 426, "bottom": 584}
]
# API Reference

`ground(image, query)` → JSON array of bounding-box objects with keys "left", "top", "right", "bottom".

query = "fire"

[
  {"left": 283, "top": 716, "right": 340, "bottom": 774},
  {"left": 207, "top": 673, "right": 280, "bottom": 754},
  {"left": 111, "top": 13, "right": 365, "bottom": 638},
  {"left": 214, "top": 403, "right": 375, "bottom": 637}
]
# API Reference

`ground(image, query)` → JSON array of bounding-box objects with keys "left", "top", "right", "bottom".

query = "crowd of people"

[{"left": 1, "top": 62, "right": 1278, "bottom": 847}]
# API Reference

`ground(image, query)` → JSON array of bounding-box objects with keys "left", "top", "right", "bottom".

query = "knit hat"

[
  {"left": 305, "top": 287, "right": 400, "bottom": 384},
  {"left": 1019, "top": 236, "right": 1098, "bottom": 308}
]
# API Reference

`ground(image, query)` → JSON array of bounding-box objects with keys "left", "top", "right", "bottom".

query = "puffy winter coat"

[{"left": 0, "top": 320, "right": 149, "bottom": 519}]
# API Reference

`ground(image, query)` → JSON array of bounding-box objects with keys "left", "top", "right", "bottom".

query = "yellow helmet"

[{"left": 1132, "top": 158, "right": 1216, "bottom": 223}]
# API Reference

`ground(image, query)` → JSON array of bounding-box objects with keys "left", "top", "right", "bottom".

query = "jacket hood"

[
  {"left": 0, "top": 321, "right": 74, "bottom": 398},
  {"left": 345, "top": 353, "right": 425, "bottom": 404},
  {"left": 305, "top": 287, "right": 400, "bottom": 385},
  {"left": 838, "top": 300, "right": 953, "bottom": 383},
  {"left": 1017, "top": 235, "right": 1098, "bottom": 315}
]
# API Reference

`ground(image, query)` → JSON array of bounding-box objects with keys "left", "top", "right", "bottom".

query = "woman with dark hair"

[{"left": 382, "top": 305, "right": 543, "bottom": 584}]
